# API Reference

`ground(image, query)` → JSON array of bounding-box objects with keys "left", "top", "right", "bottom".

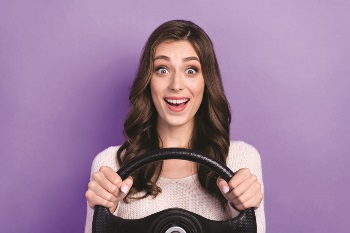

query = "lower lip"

[{"left": 166, "top": 101, "right": 188, "bottom": 112}]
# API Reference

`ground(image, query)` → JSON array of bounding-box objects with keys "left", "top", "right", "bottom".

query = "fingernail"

[
  {"left": 121, "top": 185, "right": 130, "bottom": 194},
  {"left": 222, "top": 185, "right": 230, "bottom": 194}
]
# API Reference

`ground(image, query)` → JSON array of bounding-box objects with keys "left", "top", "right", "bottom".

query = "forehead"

[{"left": 154, "top": 40, "right": 199, "bottom": 59}]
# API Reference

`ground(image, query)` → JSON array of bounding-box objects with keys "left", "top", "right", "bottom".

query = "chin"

[{"left": 162, "top": 116, "right": 193, "bottom": 128}]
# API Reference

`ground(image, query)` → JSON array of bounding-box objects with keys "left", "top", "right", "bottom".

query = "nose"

[{"left": 168, "top": 72, "right": 184, "bottom": 91}]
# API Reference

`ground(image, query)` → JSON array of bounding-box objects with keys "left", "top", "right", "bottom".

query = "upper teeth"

[{"left": 165, "top": 98, "right": 188, "bottom": 104}]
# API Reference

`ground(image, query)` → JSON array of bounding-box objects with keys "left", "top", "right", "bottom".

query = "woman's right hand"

[{"left": 85, "top": 166, "right": 133, "bottom": 213}]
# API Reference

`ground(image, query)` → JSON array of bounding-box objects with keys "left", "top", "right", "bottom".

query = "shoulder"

[
  {"left": 227, "top": 141, "right": 262, "bottom": 173},
  {"left": 229, "top": 141, "right": 261, "bottom": 160},
  {"left": 90, "top": 146, "right": 121, "bottom": 174}
]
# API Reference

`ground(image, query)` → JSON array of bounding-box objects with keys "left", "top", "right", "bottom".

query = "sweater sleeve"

[
  {"left": 84, "top": 146, "right": 120, "bottom": 233},
  {"left": 226, "top": 141, "right": 266, "bottom": 233}
]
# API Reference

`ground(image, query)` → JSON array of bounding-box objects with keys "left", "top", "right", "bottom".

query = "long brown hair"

[{"left": 117, "top": 20, "right": 231, "bottom": 208}]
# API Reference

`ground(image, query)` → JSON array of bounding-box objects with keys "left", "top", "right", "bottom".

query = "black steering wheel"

[{"left": 92, "top": 148, "right": 257, "bottom": 233}]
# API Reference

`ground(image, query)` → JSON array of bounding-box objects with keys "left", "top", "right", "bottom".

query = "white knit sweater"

[{"left": 85, "top": 141, "right": 265, "bottom": 233}]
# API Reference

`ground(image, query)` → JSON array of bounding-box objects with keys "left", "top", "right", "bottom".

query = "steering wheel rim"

[{"left": 92, "top": 148, "right": 257, "bottom": 233}]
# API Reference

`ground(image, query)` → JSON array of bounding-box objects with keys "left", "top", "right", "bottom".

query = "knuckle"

[
  {"left": 92, "top": 172, "right": 102, "bottom": 181},
  {"left": 101, "top": 199, "right": 109, "bottom": 207},
  {"left": 255, "top": 182, "right": 261, "bottom": 190},
  {"left": 85, "top": 190, "right": 91, "bottom": 199},
  {"left": 85, "top": 191, "right": 95, "bottom": 204},
  {"left": 88, "top": 202, "right": 94, "bottom": 208},
  {"left": 228, "top": 180, "right": 236, "bottom": 188},
  {"left": 231, "top": 189, "right": 240, "bottom": 197},
  {"left": 227, "top": 179, "right": 233, "bottom": 185},
  {"left": 241, "top": 203, "right": 249, "bottom": 209},
  {"left": 106, "top": 193, "right": 114, "bottom": 202},
  {"left": 251, "top": 175, "right": 258, "bottom": 181},
  {"left": 87, "top": 181, "right": 94, "bottom": 190},
  {"left": 109, "top": 185, "right": 118, "bottom": 194},
  {"left": 242, "top": 168, "right": 250, "bottom": 174},
  {"left": 115, "top": 177, "right": 122, "bottom": 185},
  {"left": 258, "top": 192, "right": 264, "bottom": 200},
  {"left": 102, "top": 200, "right": 113, "bottom": 208},
  {"left": 237, "top": 196, "right": 246, "bottom": 204},
  {"left": 255, "top": 181, "right": 261, "bottom": 187}
]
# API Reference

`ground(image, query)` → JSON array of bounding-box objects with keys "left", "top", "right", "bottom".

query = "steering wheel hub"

[
  {"left": 165, "top": 226, "right": 186, "bottom": 233},
  {"left": 149, "top": 208, "right": 202, "bottom": 233}
]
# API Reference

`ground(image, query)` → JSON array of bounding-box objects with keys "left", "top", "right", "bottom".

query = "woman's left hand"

[{"left": 217, "top": 168, "right": 263, "bottom": 211}]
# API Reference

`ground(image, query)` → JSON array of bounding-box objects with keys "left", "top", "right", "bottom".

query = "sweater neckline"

[{"left": 158, "top": 173, "right": 198, "bottom": 181}]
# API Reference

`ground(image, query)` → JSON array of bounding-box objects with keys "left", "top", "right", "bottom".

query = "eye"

[
  {"left": 185, "top": 67, "right": 198, "bottom": 75},
  {"left": 155, "top": 66, "right": 169, "bottom": 75}
]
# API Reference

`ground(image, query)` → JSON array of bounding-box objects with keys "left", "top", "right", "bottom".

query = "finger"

[
  {"left": 234, "top": 191, "right": 263, "bottom": 211},
  {"left": 217, "top": 177, "right": 231, "bottom": 195},
  {"left": 85, "top": 189, "right": 116, "bottom": 209},
  {"left": 230, "top": 180, "right": 260, "bottom": 206},
  {"left": 227, "top": 175, "right": 258, "bottom": 202},
  {"left": 88, "top": 180, "right": 119, "bottom": 204},
  {"left": 92, "top": 172, "right": 121, "bottom": 196},
  {"left": 99, "top": 166, "right": 122, "bottom": 187},
  {"left": 227, "top": 168, "right": 251, "bottom": 189},
  {"left": 120, "top": 176, "right": 133, "bottom": 195}
]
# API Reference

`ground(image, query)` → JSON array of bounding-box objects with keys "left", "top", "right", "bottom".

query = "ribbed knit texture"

[{"left": 85, "top": 141, "right": 265, "bottom": 233}]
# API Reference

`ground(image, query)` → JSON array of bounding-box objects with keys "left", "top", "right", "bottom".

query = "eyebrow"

[
  {"left": 183, "top": 56, "right": 200, "bottom": 62},
  {"left": 153, "top": 55, "right": 200, "bottom": 62},
  {"left": 154, "top": 55, "right": 170, "bottom": 61}
]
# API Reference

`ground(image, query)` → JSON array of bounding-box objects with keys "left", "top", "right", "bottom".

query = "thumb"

[
  {"left": 120, "top": 176, "right": 133, "bottom": 194},
  {"left": 217, "top": 177, "right": 230, "bottom": 195}
]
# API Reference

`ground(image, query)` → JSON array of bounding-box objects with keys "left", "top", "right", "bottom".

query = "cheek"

[
  {"left": 194, "top": 83, "right": 205, "bottom": 109},
  {"left": 192, "top": 80, "right": 205, "bottom": 100}
]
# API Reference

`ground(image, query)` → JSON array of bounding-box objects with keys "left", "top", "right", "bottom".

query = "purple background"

[{"left": 1, "top": 1, "right": 349, "bottom": 232}]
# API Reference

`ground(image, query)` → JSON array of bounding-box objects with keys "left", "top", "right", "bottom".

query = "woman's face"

[{"left": 150, "top": 40, "right": 205, "bottom": 130}]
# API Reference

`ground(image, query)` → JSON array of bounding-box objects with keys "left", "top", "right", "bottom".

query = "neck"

[
  {"left": 156, "top": 119, "right": 197, "bottom": 178},
  {"left": 157, "top": 121, "right": 193, "bottom": 148}
]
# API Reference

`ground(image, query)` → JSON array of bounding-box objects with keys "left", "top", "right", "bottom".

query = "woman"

[{"left": 85, "top": 20, "right": 265, "bottom": 233}]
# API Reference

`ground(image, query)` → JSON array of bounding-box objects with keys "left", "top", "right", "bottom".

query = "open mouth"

[{"left": 164, "top": 98, "right": 190, "bottom": 107}]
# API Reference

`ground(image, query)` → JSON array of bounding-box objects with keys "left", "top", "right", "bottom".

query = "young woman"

[{"left": 85, "top": 20, "right": 265, "bottom": 233}]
